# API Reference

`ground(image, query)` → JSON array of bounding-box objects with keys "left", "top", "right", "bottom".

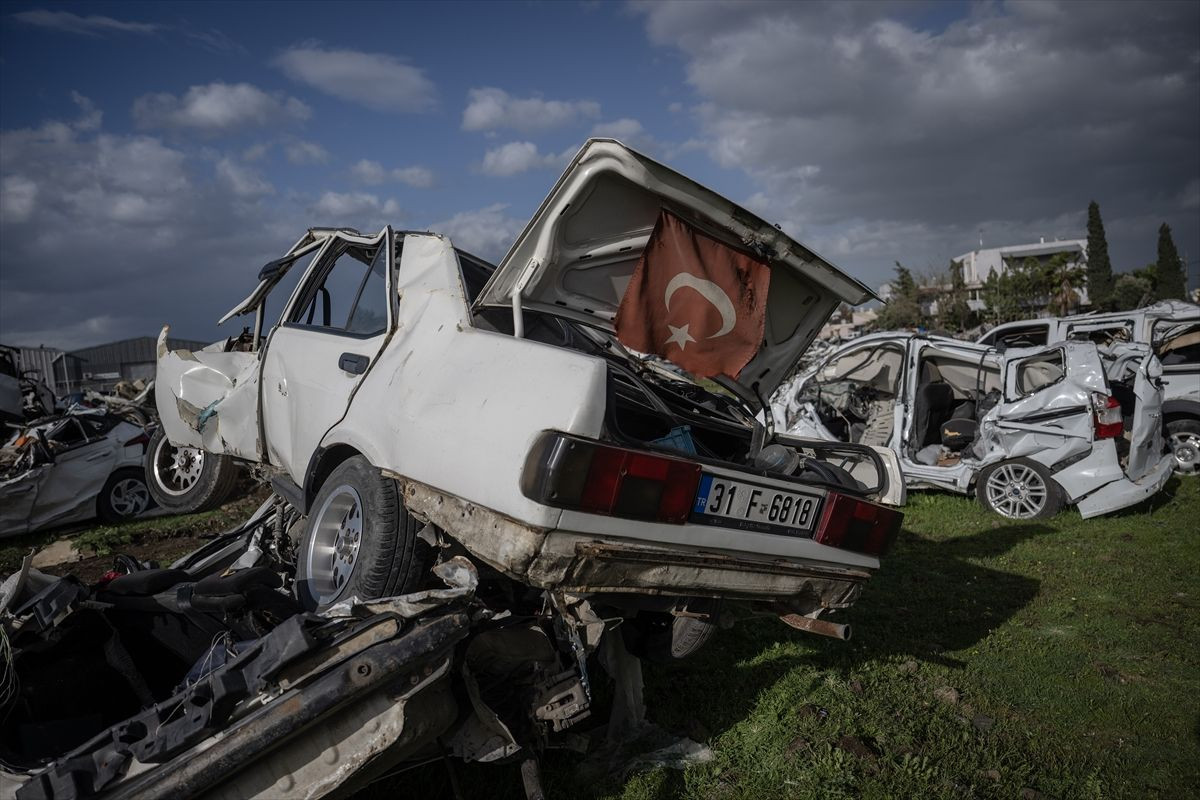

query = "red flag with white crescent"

[{"left": 614, "top": 210, "right": 770, "bottom": 379}]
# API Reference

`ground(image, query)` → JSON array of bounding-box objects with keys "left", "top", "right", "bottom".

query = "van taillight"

[
  {"left": 1091, "top": 393, "right": 1123, "bottom": 440},
  {"left": 522, "top": 433, "right": 702, "bottom": 523},
  {"left": 813, "top": 492, "right": 903, "bottom": 556}
]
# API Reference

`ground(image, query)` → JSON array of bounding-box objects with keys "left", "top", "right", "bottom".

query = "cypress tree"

[
  {"left": 1085, "top": 201, "right": 1113, "bottom": 310},
  {"left": 1155, "top": 223, "right": 1187, "bottom": 301}
]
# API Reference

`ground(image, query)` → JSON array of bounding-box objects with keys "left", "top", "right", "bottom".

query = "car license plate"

[{"left": 690, "top": 474, "right": 823, "bottom": 536}]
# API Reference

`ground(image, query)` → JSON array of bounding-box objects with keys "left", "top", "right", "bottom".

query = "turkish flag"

[{"left": 615, "top": 210, "right": 771, "bottom": 379}]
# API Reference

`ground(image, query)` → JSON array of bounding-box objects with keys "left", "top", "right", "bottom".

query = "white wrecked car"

[
  {"left": 773, "top": 332, "right": 1173, "bottom": 520},
  {"left": 0, "top": 409, "right": 151, "bottom": 536},
  {"left": 153, "top": 139, "right": 905, "bottom": 657},
  {"left": 977, "top": 300, "right": 1200, "bottom": 474}
]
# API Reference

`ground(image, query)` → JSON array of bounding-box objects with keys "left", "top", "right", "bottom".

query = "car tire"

[
  {"left": 623, "top": 603, "right": 720, "bottom": 663},
  {"left": 1166, "top": 418, "right": 1200, "bottom": 476},
  {"left": 976, "top": 458, "right": 1064, "bottom": 520},
  {"left": 144, "top": 426, "right": 239, "bottom": 514},
  {"left": 295, "top": 456, "right": 431, "bottom": 611},
  {"left": 97, "top": 467, "right": 152, "bottom": 524}
]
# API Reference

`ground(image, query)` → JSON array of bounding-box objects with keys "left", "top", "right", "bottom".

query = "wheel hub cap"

[
  {"left": 305, "top": 485, "right": 364, "bottom": 605},
  {"left": 110, "top": 478, "right": 149, "bottom": 517},
  {"left": 153, "top": 437, "right": 205, "bottom": 496},
  {"left": 1170, "top": 431, "right": 1199, "bottom": 473},
  {"left": 986, "top": 464, "right": 1047, "bottom": 519}
]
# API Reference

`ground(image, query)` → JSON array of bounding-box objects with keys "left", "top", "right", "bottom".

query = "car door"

[
  {"left": 261, "top": 228, "right": 395, "bottom": 483},
  {"left": 27, "top": 416, "right": 117, "bottom": 531},
  {"left": 896, "top": 338, "right": 976, "bottom": 491},
  {"left": 989, "top": 343, "right": 1097, "bottom": 470}
]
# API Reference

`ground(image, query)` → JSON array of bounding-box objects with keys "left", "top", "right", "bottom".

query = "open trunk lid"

[{"left": 472, "top": 138, "right": 876, "bottom": 399}]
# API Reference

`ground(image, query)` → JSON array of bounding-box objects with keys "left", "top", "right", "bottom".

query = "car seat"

[{"left": 913, "top": 380, "right": 956, "bottom": 449}]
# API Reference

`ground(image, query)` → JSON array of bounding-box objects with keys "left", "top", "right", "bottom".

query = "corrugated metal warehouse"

[{"left": 3, "top": 336, "right": 211, "bottom": 395}]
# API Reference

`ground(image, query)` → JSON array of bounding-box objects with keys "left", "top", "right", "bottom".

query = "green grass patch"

[{"left": 584, "top": 478, "right": 1199, "bottom": 800}]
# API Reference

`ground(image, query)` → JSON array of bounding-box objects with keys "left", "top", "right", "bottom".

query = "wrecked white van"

[
  {"left": 773, "top": 332, "right": 1173, "bottom": 520},
  {"left": 977, "top": 300, "right": 1200, "bottom": 474},
  {"left": 151, "top": 139, "right": 905, "bottom": 662}
]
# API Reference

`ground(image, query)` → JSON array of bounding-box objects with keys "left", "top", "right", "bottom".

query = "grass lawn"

[
  {"left": 558, "top": 476, "right": 1200, "bottom": 800},
  {"left": 9, "top": 478, "right": 1196, "bottom": 799}
]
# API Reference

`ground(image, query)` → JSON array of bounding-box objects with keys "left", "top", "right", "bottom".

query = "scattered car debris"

[
  {"left": 0, "top": 346, "right": 57, "bottom": 425},
  {"left": 977, "top": 300, "right": 1200, "bottom": 474},
  {"left": 773, "top": 332, "right": 1173, "bottom": 519},
  {"left": 4, "top": 498, "right": 716, "bottom": 798},
  {"left": 77, "top": 379, "right": 157, "bottom": 427},
  {"left": 1, "top": 407, "right": 152, "bottom": 537}
]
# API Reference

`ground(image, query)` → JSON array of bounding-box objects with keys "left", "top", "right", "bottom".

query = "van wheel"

[
  {"left": 97, "top": 468, "right": 152, "bottom": 523},
  {"left": 1166, "top": 419, "right": 1200, "bottom": 475},
  {"left": 296, "top": 456, "right": 431, "bottom": 611},
  {"left": 144, "top": 427, "right": 239, "bottom": 514},
  {"left": 976, "top": 458, "right": 1063, "bottom": 520}
]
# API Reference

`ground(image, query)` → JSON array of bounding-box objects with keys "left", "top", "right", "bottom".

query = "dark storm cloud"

[
  {"left": 0, "top": 102, "right": 305, "bottom": 349},
  {"left": 633, "top": 0, "right": 1200, "bottom": 279}
]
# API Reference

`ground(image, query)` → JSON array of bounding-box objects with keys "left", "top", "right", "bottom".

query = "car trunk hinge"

[{"left": 511, "top": 258, "right": 540, "bottom": 338}]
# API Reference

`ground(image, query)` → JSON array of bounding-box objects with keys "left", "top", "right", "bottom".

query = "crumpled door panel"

[{"left": 155, "top": 327, "right": 262, "bottom": 461}]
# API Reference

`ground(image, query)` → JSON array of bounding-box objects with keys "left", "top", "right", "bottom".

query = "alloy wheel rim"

[
  {"left": 985, "top": 464, "right": 1047, "bottom": 519},
  {"left": 304, "top": 484, "right": 364, "bottom": 606},
  {"left": 1169, "top": 431, "right": 1200, "bottom": 474},
  {"left": 152, "top": 435, "right": 204, "bottom": 496},
  {"left": 110, "top": 478, "right": 150, "bottom": 517}
]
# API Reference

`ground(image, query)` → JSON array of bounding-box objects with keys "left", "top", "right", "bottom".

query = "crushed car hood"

[{"left": 472, "top": 138, "right": 876, "bottom": 400}]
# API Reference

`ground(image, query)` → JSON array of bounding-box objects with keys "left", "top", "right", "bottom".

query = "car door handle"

[{"left": 338, "top": 353, "right": 370, "bottom": 375}]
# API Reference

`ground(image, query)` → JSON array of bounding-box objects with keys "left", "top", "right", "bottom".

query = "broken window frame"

[{"left": 1007, "top": 348, "right": 1067, "bottom": 400}]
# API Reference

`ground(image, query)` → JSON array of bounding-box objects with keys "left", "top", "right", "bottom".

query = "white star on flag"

[{"left": 665, "top": 323, "right": 696, "bottom": 350}]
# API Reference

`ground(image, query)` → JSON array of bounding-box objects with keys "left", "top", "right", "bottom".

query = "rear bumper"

[
  {"left": 1074, "top": 453, "right": 1173, "bottom": 519},
  {"left": 397, "top": 477, "right": 873, "bottom": 607}
]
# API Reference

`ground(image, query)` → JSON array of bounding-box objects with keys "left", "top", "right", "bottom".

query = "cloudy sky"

[{"left": 1, "top": 0, "right": 1197, "bottom": 349}]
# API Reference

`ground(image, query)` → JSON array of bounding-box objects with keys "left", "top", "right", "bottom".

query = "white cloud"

[
  {"left": 1, "top": 176, "right": 38, "bottom": 223},
  {"left": 392, "top": 165, "right": 434, "bottom": 188},
  {"left": 350, "top": 159, "right": 387, "bottom": 185},
  {"left": 133, "top": 82, "right": 311, "bottom": 133},
  {"left": 350, "top": 159, "right": 434, "bottom": 188},
  {"left": 216, "top": 158, "right": 273, "bottom": 197},
  {"left": 427, "top": 203, "right": 524, "bottom": 261},
  {"left": 284, "top": 139, "right": 329, "bottom": 165},
  {"left": 312, "top": 191, "right": 400, "bottom": 222},
  {"left": 242, "top": 141, "right": 272, "bottom": 162},
  {"left": 462, "top": 87, "right": 600, "bottom": 132},
  {"left": 274, "top": 45, "right": 436, "bottom": 112},
  {"left": 480, "top": 141, "right": 572, "bottom": 177},
  {"left": 0, "top": 97, "right": 313, "bottom": 351},
  {"left": 12, "top": 9, "right": 161, "bottom": 36}
]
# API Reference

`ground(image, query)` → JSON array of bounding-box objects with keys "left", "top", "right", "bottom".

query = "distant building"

[
  {"left": 2, "top": 335, "right": 211, "bottom": 396},
  {"left": 819, "top": 308, "right": 878, "bottom": 340},
  {"left": 65, "top": 336, "right": 211, "bottom": 394},
  {"left": 952, "top": 238, "right": 1088, "bottom": 312}
]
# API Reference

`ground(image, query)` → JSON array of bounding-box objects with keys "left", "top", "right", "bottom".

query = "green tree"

[
  {"left": 938, "top": 259, "right": 972, "bottom": 332},
  {"left": 1112, "top": 273, "right": 1153, "bottom": 311},
  {"left": 1044, "top": 251, "right": 1087, "bottom": 316},
  {"left": 1154, "top": 223, "right": 1187, "bottom": 301},
  {"left": 876, "top": 263, "right": 924, "bottom": 330},
  {"left": 1085, "top": 201, "right": 1114, "bottom": 310}
]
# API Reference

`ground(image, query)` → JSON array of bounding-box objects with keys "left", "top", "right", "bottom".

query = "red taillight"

[
  {"left": 523, "top": 433, "right": 703, "bottom": 524},
  {"left": 1091, "top": 393, "right": 1123, "bottom": 440},
  {"left": 813, "top": 492, "right": 903, "bottom": 556}
]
